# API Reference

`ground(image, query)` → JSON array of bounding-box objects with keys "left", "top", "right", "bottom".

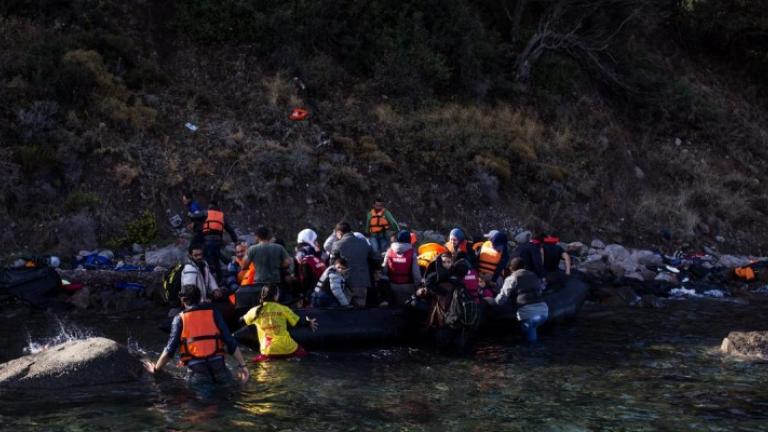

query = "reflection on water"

[{"left": 1, "top": 298, "right": 767, "bottom": 431}]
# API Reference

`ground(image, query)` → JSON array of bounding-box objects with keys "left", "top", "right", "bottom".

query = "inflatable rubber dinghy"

[{"left": 233, "top": 276, "right": 589, "bottom": 349}]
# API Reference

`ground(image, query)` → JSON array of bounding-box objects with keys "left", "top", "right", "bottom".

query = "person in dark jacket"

[
  {"left": 514, "top": 235, "right": 545, "bottom": 279},
  {"left": 542, "top": 234, "right": 571, "bottom": 286},
  {"left": 189, "top": 201, "right": 238, "bottom": 284},
  {"left": 182, "top": 191, "right": 204, "bottom": 244},
  {"left": 146, "top": 285, "right": 249, "bottom": 390},
  {"left": 331, "top": 222, "right": 380, "bottom": 307},
  {"left": 496, "top": 258, "right": 549, "bottom": 343}
]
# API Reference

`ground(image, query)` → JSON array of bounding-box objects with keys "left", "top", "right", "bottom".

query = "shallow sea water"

[{"left": 0, "top": 297, "right": 766, "bottom": 431}]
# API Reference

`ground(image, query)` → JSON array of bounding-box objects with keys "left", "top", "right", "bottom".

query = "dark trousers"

[{"left": 204, "top": 237, "right": 224, "bottom": 283}]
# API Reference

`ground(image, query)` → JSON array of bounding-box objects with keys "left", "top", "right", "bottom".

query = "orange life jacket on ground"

[
  {"left": 203, "top": 210, "right": 225, "bottom": 235},
  {"left": 735, "top": 265, "right": 756, "bottom": 281},
  {"left": 478, "top": 241, "right": 502, "bottom": 275},
  {"left": 179, "top": 308, "right": 226, "bottom": 364},
  {"left": 369, "top": 209, "right": 390, "bottom": 234}
]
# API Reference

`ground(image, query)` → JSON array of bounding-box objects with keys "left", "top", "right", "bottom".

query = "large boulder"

[
  {"left": 717, "top": 255, "right": 753, "bottom": 269},
  {"left": 145, "top": 244, "right": 187, "bottom": 268},
  {"left": 0, "top": 337, "right": 143, "bottom": 389},
  {"left": 721, "top": 331, "right": 768, "bottom": 360}
]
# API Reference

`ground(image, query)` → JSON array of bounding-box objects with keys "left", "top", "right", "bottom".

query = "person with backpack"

[
  {"left": 311, "top": 257, "right": 352, "bottom": 307},
  {"left": 146, "top": 285, "right": 249, "bottom": 388},
  {"left": 365, "top": 198, "right": 400, "bottom": 255},
  {"left": 181, "top": 243, "right": 221, "bottom": 303},
  {"left": 495, "top": 258, "right": 549, "bottom": 343},
  {"left": 381, "top": 230, "right": 422, "bottom": 305},
  {"left": 417, "top": 256, "right": 479, "bottom": 352},
  {"left": 242, "top": 285, "right": 318, "bottom": 361}
]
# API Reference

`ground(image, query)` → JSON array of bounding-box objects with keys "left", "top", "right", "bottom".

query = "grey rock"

[
  {"left": 566, "top": 242, "right": 586, "bottom": 256},
  {"left": 68, "top": 286, "right": 92, "bottom": 310},
  {"left": 578, "top": 255, "right": 608, "bottom": 275},
  {"left": 721, "top": 331, "right": 768, "bottom": 360},
  {"left": 716, "top": 235, "right": 726, "bottom": 243},
  {"left": 97, "top": 249, "right": 114, "bottom": 260},
  {"left": 514, "top": 231, "right": 532, "bottom": 244},
  {"left": 590, "top": 239, "right": 606, "bottom": 249},
  {"left": 641, "top": 294, "right": 664, "bottom": 309},
  {"left": 604, "top": 244, "right": 630, "bottom": 265},
  {"left": 131, "top": 243, "right": 144, "bottom": 254},
  {"left": 57, "top": 213, "right": 97, "bottom": 254},
  {"left": 609, "top": 264, "right": 626, "bottom": 279},
  {"left": 0, "top": 337, "right": 143, "bottom": 389},
  {"left": 717, "top": 254, "right": 752, "bottom": 269},
  {"left": 145, "top": 245, "right": 186, "bottom": 267},
  {"left": 634, "top": 166, "right": 646, "bottom": 180},
  {"left": 654, "top": 272, "right": 678, "bottom": 284},
  {"left": 624, "top": 272, "right": 645, "bottom": 282},
  {"left": 419, "top": 230, "right": 446, "bottom": 245},
  {"left": 636, "top": 250, "right": 663, "bottom": 267}
]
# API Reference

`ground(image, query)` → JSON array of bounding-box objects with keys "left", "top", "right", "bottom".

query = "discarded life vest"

[
  {"left": 179, "top": 309, "right": 226, "bottom": 364},
  {"left": 386, "top": 249, "right": 415, "bottom": 284},
  {"left": 478, "top": 241, "right": 502, "bottom": 275},
  {"left": 734, "top": 265, "right": 756, "bottom": 281},
  {"left": 202, "top": 210, "right": 225, "bottom": 235},
  {"left": 543, "top": 236, "right": 560, "bottom": 245},
  {"left": 289, "top": 108, "right": 309, "bottom": 121},
  {"left": 369, "top": 209, "right": 390, "bottom": 234}
]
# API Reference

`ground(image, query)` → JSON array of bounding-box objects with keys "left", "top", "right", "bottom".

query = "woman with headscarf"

[{"left": 294, "top": 228, "right": 327, "bottom": 305}]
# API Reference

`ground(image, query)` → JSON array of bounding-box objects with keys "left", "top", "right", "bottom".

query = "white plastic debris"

[
  {"left": 702, "top": 289, "right": 725, "bottom": 298},
  {"left": 185, "top": 122, "right": 198, "bottom": 132},
  {"left": 669, "top": 287, "right": 699, "bottom": 298}
]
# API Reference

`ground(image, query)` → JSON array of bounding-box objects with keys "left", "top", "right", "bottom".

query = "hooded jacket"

[{"left": 381, "top": 242, "right": 422, "bottom": 285}]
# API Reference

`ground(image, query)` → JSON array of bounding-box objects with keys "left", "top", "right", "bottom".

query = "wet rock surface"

[
  {"left": 721, "top": 331, "right": 768, "bottom": 360},
  {"left": 0, "top": 337, "right": 143, "bottom": 389}
]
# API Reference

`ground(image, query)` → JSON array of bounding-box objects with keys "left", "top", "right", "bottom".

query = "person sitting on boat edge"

[
  {"left": 476, "top": 230, "right": 511, "bottom": 289},
  {"left": 243, "top": 285, "right": 319, "bottom": 361},
  {"left": 445, "top": 228, "right": 478, "bottom": 269},
  {"left": 146, "top": 285, "right": 249, "bottom": 385},
  {"left": 495, "top": 258, "right": 549, "bottom": 343},
  {"left": 312, "top": 257, "right": 352, "bottom": 308},
  {"left": 381, "top": 230, "right": 423, "bottom": 305}
]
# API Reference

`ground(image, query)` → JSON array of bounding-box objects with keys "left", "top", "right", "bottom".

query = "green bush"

[
  {"left": 62, "top": 190, "right": 100, "bottom": 213},
  {"left": 13, "top": 144, "right": 58, "bottom": 174},
  {"left": 124, "top": 210, "right": 158, "bottom": 245}
]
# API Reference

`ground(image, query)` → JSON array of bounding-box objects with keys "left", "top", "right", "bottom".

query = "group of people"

[{"left": 148, "top": 195, "right": 573, "bottom": 387}]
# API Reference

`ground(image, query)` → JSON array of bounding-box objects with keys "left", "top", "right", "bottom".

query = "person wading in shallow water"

[
  {"left": 146, "top": 285, "right": 249, "bottom": 388},
  {"left": 242, "top": 284, "right": 318, "bottom": 361}
]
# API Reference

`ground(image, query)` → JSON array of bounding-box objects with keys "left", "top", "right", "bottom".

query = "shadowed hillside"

[{"left": 1, "top": 0, "right": 767, "bottom": 256}]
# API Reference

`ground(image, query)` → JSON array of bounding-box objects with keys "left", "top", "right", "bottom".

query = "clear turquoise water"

[{"left": 1, "top": 298, "right": 767, "bottom": 431}]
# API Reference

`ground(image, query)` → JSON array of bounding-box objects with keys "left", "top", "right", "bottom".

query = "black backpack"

[
  {"left": 162, "top": 263, "right": 184, "bottom": 307},
  {"left": 444, "top": 285, "right": 479, "bottom": 330}
]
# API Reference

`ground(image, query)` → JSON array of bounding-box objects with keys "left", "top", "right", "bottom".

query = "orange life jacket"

[
  {"left": 369, "top": 209, "right": 390, "bottom": 234},
  {"left": 289, "top": 107, "right": 309, "bottom": 121},
  {"left": 735, "top": 266, "right": 756, "bottom": 281},
  {"left": 478, "top": 241, "right": 502, "bottom": 275},
  {"left": 203, "top": 210, "right": 225, "bottom": 235},
  {"left": 235, "top": 257, "right": 255, "bottom": 286},
  {"left": 445, "top": 240, "right": 468, "bottom": 256},
  {"left": 179, "top": 308, "right": 226, "bottom": 364}
]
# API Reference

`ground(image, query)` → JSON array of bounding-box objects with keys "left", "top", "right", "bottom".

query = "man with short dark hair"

[
  {"left": 146, "top": 285, "right": 249, "bottom": 387},
  {"left": 332, "top": 221, "right": 380, "bottom": 307},
  {"left": 237, "top": 227, "right": 292, "bottom": 312},
  {"left": 195, "top": 201, "right": 238, "bottom": 283},
  {"left": 181, "top": 243, "right": 220, "bottom": 302}
]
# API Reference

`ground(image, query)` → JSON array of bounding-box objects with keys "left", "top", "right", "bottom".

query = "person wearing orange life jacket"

[
  {"left": 365, "top": 198, "right": 400, "bottom": 255},
  {"left": 225, "top": 242, "right": 255, "bottom": 305},
  {"left": 381, "top": 230, "right": 423, "bottom": 305},
  {"left": 146, "top": 285, "right": 249, "bottom": 387},
  {"left": 445, "top": 228, "right": 478, "bottom": 269},
  {"left": 477, "top": 230, "right": 511, "bottom": 288},
  {"left": 192, "top": 201, "right": 238, "bottom": 284}
]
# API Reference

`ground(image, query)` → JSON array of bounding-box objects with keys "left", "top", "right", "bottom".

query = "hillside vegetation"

[{"left": 1, "top": 0, "right": 767, "bottom": 255}]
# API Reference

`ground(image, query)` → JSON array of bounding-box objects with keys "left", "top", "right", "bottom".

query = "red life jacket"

[
  {"left": 386, "top": 248, "right": 415, "bottom": 284},
  {"left": 463, "top": 268, "right": 480, "bottom": 301},
  {"left": 299, "top": 255, "right": 327, "bottom": 283}
]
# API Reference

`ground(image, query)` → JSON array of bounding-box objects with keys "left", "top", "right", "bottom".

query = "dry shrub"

[
  {"left": 114, "top": 163, "right": 140, "bottom": 187},
  {"left": 472, "top": 155, "right": 511, "bottom": 183},
  {"left": 373, "top": 104, "right": 399, "bottom": 125},
  {"left": 189, "top": 158, "right": 214, "bottom": 177},
  {"left": 263, "top": 73, "right": 292, "bottom": 107}
]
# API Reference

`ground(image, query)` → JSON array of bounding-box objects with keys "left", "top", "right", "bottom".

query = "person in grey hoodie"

[
  {"left": 331, "top": 221, "right": 380, "bottom": 307},
  {"left": 381, "top": 230, "right": 422, "bottom": 305},
  {"left": 495, "top": 258, "right": 549, "bottom": 343}
]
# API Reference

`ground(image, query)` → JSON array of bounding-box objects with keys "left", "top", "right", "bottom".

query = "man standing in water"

[{"left": 146, "top": 285, "right": 249, "bottom": 387}]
